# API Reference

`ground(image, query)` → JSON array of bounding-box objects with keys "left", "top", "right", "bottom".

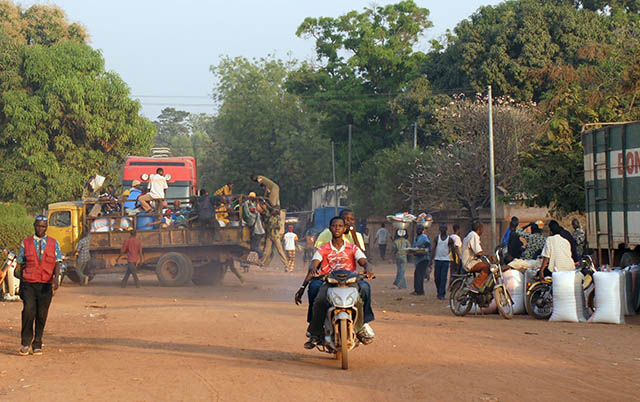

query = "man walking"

[
  {"left": 432, "top": 224, "right": 455, "bottom": 300},
  {"left": 283, "top": 226, "right": 298, "bottom": 272},
  {"left": 16, "top": 216, "right": 62, "bottom": 356},
  {"left": 375, "top": 223, "right": 390, "bottom": 262},
  {"left": 118, "top": 230, "right": 143, "bottom": 288},
  {"left": 449, "top": 224, "right": 462, "bottom": 283},
  {"left": 411, "top": 225, "right": 431, "bottom": 296}
]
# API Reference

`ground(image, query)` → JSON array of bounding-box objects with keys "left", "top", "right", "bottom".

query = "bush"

[{"left": 0, "top": 203, "right": 33, "bottom": 252}]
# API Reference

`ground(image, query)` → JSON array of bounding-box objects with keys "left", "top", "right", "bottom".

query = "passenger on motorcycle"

[
  {"left": 295, "top": 216, "right": 374, "bottom": 349},
  {"left": 538, "top": 221, "right": 575, "bottom": 280},
  {"left": 461, "top": 222, "right": 492, "bottom": 292}
]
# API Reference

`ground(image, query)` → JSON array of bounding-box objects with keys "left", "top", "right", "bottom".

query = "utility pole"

[
  {"left": 413, "top": 121, "right": 417, "bottom": 149},
  {"left": 331, "top": 141, "right": 338, "bottom": 216},
  {"left": 488, "top": 86, "right": 497, "bottom": 251},
  {"left": 348, "top": 124, "right": 352, "bottom": 191},
  {"left": 411, "top": 122, "right": 417, "bottom": 214}
]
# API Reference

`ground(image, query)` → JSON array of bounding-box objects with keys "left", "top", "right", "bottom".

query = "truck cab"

[{"left": 47, "top": 201, "right": 84, "bottom": 256}]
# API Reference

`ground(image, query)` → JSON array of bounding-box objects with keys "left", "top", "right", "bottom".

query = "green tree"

[
  {"left": 153, "top": 107, "right": 191, "bottom": 148},
  {"left": 211, "top": 56, "right": 330, "bottom": 210},
  {"left": 0, "top": 3, "right": 154, "bottom": 210},
  {"left": 351, "top": 143, "right": 426, "bottom": 217},
  {"left": 287, "top": 1, "right": 433, "bottom": 175}
]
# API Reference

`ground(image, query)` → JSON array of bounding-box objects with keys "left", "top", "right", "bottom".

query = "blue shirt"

[
  {"left": 412, "top": 233, "right": 431, "bottom": 265},
  {"left": 124, "top": 188, "right": 142, "bottom": 210},
  {"left": 17, "top": 234, "right": 63, "bottom": 263},
  {"left": 501, "top": 228, "right": 511, "bottom": 247}
]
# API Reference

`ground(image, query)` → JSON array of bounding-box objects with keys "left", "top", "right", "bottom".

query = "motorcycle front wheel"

[
  {"left": 449, "top": 280, "right": 473, "bottom": 316},
  {"left": 494, "top": 286, "right": 513, "bottom": 319},
  {"left": 340, "top": 319, "right": 349, "bottom": 370},
  {"left": 526, "top": 283, "right": 552, "bottom": 320}
]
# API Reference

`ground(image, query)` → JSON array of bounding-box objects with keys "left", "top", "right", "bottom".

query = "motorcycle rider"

[
  {"left": 461, "top": 221, "right": 492, "bottom": 292},
  {"left": 295, "top": 216, "right": 374, "bottom": 349}
]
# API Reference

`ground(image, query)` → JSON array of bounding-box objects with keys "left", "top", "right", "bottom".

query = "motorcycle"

[
  {"left": 314, "top": 270, "right": 372, "bottom": 370},
  {"left": 525, "top": 255, "right": 596, "bottom": 320},
  {"left": 449, "top": 251, "right": 514, "bottom": 319},
  {"left": 1, "top": 248, "right": 20, "bottom": 300}
]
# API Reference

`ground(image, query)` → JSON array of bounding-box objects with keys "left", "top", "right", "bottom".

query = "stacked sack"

[
  {"left": 503, "top": 270, "right": 525, "bottom": 315},
  {"left": 549, "top": 271, "right": 586, "bottom": 323},
  {"left": 589, "top": 271, "right": 625, "bottom": 324}
]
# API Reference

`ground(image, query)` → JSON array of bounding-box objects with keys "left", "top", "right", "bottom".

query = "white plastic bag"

[
  {"left": 590, "top": 271, "right": 625, "bottom": 324},
  {"left": 507, "top": 259, "right": 540, "bottom": 272},
  {"left": 550, "top": 271, "right": 586, "bottom": 323},
  {"left": 503, "top": 270, "right": 525, "bottom": 314}
]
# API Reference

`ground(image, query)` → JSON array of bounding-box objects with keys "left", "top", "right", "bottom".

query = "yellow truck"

[{"left": 47, "top": 198, "right": 252, "bottom": 286}]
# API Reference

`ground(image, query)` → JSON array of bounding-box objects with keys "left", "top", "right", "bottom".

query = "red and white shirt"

[{"left": 312, "top": 241, "right": 366, "bottom": 275}]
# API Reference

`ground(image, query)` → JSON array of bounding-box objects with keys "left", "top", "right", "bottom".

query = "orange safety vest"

[{"left": 22, "top": 235, "right": 57, "bottom": 283}]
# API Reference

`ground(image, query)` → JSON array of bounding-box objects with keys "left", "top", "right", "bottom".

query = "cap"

[
  {"left": 132, "top": 180, "right": 141, "bottom": 187},
  {"left": 248, "top": 192, "right": 257, "bottom": 198}
]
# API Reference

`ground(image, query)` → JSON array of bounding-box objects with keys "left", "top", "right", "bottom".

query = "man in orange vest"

[{"left": 16, "top": 215, "right": 62, "bottom": 356}]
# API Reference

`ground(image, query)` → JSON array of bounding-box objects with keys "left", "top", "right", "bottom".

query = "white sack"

[
  {"left": 590, "top": 271, "right": 625, "bottom": 324},
  {"left": 550, "top": 271, "right": 586, "bottom": 323},
  {"left": 503, "top": 269, "right": 525, "bottom": 314}
]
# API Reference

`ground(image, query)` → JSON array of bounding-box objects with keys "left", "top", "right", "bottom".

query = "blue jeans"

[
  {"left": 394, "top": 257, "right": 407, "bottom": 288},
  {"left": 434, "top": 260, "right": 450, "bottom": 299},
  {"left": 306, "top": 278, "right": 323, "bottom": 323}
]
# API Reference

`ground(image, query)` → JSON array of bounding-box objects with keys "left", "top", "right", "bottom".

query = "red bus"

[{"left": 122, "top": 155, "right": 197, "bottom": 200}]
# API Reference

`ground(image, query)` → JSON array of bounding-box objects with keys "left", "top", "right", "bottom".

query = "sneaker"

[
  {"left": 18, "top": 346, "right": 30, "bottom": 356},
  {"left": 357, "top": 323, "right": 375, "bottom": 345},
  {"left": 32, "top": 348, "right": 43, "bottom": 356}
]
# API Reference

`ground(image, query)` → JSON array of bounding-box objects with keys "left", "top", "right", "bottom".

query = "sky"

[{"left": 20, "top": 0, "right": 503, "bottom": 120}]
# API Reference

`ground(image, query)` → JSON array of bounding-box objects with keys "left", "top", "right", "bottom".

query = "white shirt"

[
  {"left": 148, "top": 174, "right": 168, "bottom": 199},
  {"left": 376, "top": 227, "right": 389, "bottom": 245},
  {"left": 541, "top": 234, "right": 574, "bottom": 272},
  {"left": 434, "top": 235, "right": 451, "bottom": 261},
  {"left": 283, "top": 232, "right": 298, "bottom": 251},
  {"left": 461, "top": 231, "right": 483, "bottom": 269},
  {"left": 450, "top": 233, "right": 462, "bottom": 248}
]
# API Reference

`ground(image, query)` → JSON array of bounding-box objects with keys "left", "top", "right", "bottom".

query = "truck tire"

[
  {"left": 156, "top": 253, "right": 193, "bottom": 286},
  {"left": 620, "top": 251, "right": 640, "bottom": 268},
  {"left": 192, "top": 260, "right": 226, "bottom": 286}
]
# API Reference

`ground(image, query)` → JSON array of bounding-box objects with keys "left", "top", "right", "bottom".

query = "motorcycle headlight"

[
  {"left": 490, "top": 265, "right": 498, "bottom": 273},
  {"left": 327, "top": 277, "right": 338, "bottom": 284},
  {"left": 330, "top": 294, "right": 343, "bottom": 305},
  {"left": 346, "top": 277, "right": 357, "bottom": 284}
]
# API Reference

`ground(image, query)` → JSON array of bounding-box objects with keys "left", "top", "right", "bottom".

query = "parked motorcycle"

[
  {"left": 1, "top": 248, "right": 19, "bottom": 300},
  {"left": 313, "top": 270, "right": 372, "bottom": 370},
  {"left": 525, "top": 255, "right": 596, "bottom": 320},
  {"left": 449, "top": 251, "right": 514, "bottom": 319}
]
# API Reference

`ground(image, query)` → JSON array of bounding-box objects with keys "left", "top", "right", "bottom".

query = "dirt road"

[{"left": 1, "top": 261, "right": 639, "bottom": 402}]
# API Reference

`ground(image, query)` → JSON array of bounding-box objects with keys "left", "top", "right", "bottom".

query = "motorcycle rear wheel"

[
  {"left": 340, "top": 320, "right": 349, "bottom": 370},
  {"left": 526, "top": 284, "right": 552, "bottom": 320},
  {"left": 494, "top": 286, "right": 513, "bottom": 319},
  {"left": 449, "top": 280, "right": 472, "bottom": 316}
]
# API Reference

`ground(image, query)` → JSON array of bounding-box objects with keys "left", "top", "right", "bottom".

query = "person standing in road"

[
  {"left": 449, "top": 224, "right": 462, "bottom": 283},
  {"left": 16, "top": 216, "right": 62, "bottom": 356},
  {"left": 283, "top": 226, "right": 298, "bottom": 272},
  {"left": 118, "top": 230, "right": 143, "bottom": 288},
  {"left": 392, "top": 229, "right": 410, "bottom": 289},
  {"left": 375, "top": 223, "right": 390, "bottom": 262},
  {"left": 138, "top": 168, "right": 168, "bottom": 214},
  {"left": 432, "top": 224, "right": 455, "bottom": 300},
  {"left": 411, "top": 225, "right": 431, "bottom": 296},
  {"left": 571, "top": 218, "right": 586, "bottom": 257}
]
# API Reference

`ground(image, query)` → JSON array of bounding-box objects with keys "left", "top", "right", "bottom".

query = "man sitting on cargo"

[
  {"left": 123, "top": 180, "right": 142, "bottom": 216},
  {"left": 138, "top": 168, "right": 168, "bottom": 214}
]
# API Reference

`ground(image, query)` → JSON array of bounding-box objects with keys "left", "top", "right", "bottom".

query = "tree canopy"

[{"left": 0, "top": 2, "right": 154, "bottom": 210}]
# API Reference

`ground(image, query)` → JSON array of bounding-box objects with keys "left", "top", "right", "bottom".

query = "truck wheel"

[
  {"left": 192, "top": 261, "right": 226, "bottom": 286},
  {"left": 620, "top": 251, "right": 640, "bottom": 268},
  {"left": 156, "top": 253, "right": 193, "bottom": 286}
]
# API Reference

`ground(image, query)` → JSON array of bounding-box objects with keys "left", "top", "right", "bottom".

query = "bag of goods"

[
  {"left": 622, "top": 269, "right": 635, "bottom": 316},
  {"left": 507, "top": 259, "right": 540, "bottom": 273},
  {"left": 90, "top": 218, "right": 111, "bottom": 232},
  {"left": 589, "top": 271, "right": 625, "bottom": 324},
  {"left": 550, "top": 271, "right": 586, "bottom": 323},
  {"left": 503, "top": 269, "right": 525, "bottom": 314}
]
